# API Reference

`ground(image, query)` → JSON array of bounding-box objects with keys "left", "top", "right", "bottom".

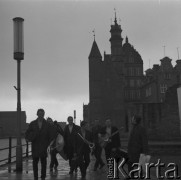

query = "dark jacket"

[
  {"left": 92, "top": 125, "right": 102, "bottom": 144},
  {"left": 64, "top": 123, "right": 80, "bottom": 158},
  {"left": 25, "top": 119, "right": 54, "bottom": 158},
  {"left": 128, "top": 124, "right": 149, "bottom": 163},
  {"left": 101, "top": 126, "right": 121, "bottom": 150},
  {"left": 75, "top": 129, "right": 93, "bottom": 155}
]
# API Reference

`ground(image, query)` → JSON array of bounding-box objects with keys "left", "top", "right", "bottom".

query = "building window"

[
  {"left": 124, "top": 91, "right": 128, "bottom": 99},
  {"left": 129, "top": 56, "right": 134, "bottom": 63},
  {"left": 137, "top": 79, "right": 141, "bottom": 87},
  {"left": 136, "top": 68, "right": 140, "bottom": 76},
  {"left": 160, "top": 84, "right": 167, "bottom": 93},
  {"left": 164, "top": 73, "right": 171, "bottom": 80},
  {"left": 146, "top": 87, "right": 152, "bottom": 97},
  {"left": 130, "top": 90, "right": 135, "bottom": 99},
  {"left": 137, "top": 90, "right": 140, "bottom": 99},
  {"left": 129, "top": 67, "right": 134, "bottom": 76},
  {"left": 130, "top": 79, "right": 134, "bottom": 87}
]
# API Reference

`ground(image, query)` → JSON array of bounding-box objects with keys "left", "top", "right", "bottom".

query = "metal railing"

[{"left": 0, "top": 137, "right": 31, "bottom": 166}]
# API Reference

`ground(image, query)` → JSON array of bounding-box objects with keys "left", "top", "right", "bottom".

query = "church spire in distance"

[
  {"left": 110, "top": 9, "right": 123, "bottom": 55},
  {"left": 89, "top": 30, "right": 102, "bottom": 59},
  {"left": 92, "top": 29, "right": 95, "bottom": 41},
  {"left": 114, "top": 8, "right": 118, "bottom": 25}
]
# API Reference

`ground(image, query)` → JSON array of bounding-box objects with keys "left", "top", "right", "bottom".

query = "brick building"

[
  {"left": 84, "top": 15, "right": 181, "bottom": 139},
  {"left": 142, "top": 57, "right": 181, "bottom": 103},
  {"left": 86, "top": 15, "right": 144, "bottom": 131}
]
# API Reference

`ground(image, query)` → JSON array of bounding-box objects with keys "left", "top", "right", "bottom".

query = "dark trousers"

[
  {"left": 105, "top": 147, "right": 112, "bottom": 162},
  {"left": 83, "top": 151, "right": 90, "bottom": 170},
  {"left": 50, "top": 149, "right": 58, "bottom": 169},
  {"left": 33, "top": 157, "right": 47, "bottom": 178},
  {"left": 94, "top": 144, "right": 104, "bottom": 168},
  {"left": 66, "top": 146, "right": 74, "bottom": 171},
  {"left": 71, "top": 155, "right": 86, "bottom": 177}
]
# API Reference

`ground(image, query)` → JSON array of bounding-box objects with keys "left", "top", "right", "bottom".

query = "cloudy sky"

[{"left": 0, "top": 0, "right": 181, "bottom": 124}]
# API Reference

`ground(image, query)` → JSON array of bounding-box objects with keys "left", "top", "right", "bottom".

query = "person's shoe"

[
  {"left": 41, "top": 178, "right": 45, "bottom": 180},
  {"left": 54, "top": 166, "right": 58, "bottom": 171},
  {"left": 99, "top": 163, "right": 105, "bottom": 169},
  {"left": 81, "top": 173, "right": 86, "bottom": 180},
  {"left": 34, "top": 178, "right": 38, "bottom": 180}
]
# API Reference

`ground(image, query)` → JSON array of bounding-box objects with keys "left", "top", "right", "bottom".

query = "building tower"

[
  {"left": 108, "top": 12, "right": 125, "bottom": 128},
  {"left": 110, "top": 12, "right": 123, "bottom": 56},
  {"left": 88, "top": 39, "right": 103, "bottom": 125}
]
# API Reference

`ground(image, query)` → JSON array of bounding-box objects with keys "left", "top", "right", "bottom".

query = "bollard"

[{"left": 8, "top": 137, "right": 12, "bottom": 164}]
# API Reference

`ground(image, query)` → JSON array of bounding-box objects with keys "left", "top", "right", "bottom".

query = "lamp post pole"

[
  {"left": 13, "top": 17, "right": 24, "bottom": 172},
  {"left": 74, "top": 110, "right": 76, "bottom": 124}
]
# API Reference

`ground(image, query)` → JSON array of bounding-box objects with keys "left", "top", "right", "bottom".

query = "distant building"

[
  {"left": 84, "top": 15, "right": 181, "bottom": 139},
  {"left": 142, "top": 57, "right": 181, "bottom": 103},
  {"left": 0, "top": 111, "right": 27, "bottom": 138},
  {"left": 86, "top": 15, "right": 144, "bottom": 131}
]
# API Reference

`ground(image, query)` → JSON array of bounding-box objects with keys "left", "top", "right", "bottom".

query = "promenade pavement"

[
  {"left": 0, "top": 151, "right": 120, "bottom": 180},
  {"left": 1, "top": 148, "right": 178, "bottom": 180}
]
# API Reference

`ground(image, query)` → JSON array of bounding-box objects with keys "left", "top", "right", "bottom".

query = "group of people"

[{"left": 25, "top": 108, "right": 149, "bottom": 180}]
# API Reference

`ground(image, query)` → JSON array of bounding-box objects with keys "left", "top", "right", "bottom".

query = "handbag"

[
  {"left": 139, "top": 153, "right": 151, "bottom": 173},
  {"left": 55, "top": 133, "right": 64, "bottom": 152}
]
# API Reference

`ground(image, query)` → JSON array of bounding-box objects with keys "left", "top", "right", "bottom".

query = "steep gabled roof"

[{"left": 89, "top": 40, "right": 102, "bottom": 59}]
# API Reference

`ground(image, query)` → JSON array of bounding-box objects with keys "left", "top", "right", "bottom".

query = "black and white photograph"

[{"left": 0, "top": 0, "right": 181, "bottom": 179}]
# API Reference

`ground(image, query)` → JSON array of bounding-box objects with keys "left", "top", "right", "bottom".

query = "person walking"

[
  {"left": 71, "top": 120, "right": 92, "bottom": 180},
  {"left": 79, "top": 121, "right": 93, "bottom": 172},
  {"left": 91, "top": 119, "right": 105, "bottom": 171},
  {"left": 64, "top": 116, "right": 80, "bottom": 174},
  {"left": 127, "top": 115, "right": 149, "bottom": 179},
  {"left": 100, "top": 118, "right": 121, "bottom": 163},
  {"left": 25, "top": 109, "right": 54, "bottom": 180},
  {"left": 47, "top": 118, "right": 64, "bottom": 173}
]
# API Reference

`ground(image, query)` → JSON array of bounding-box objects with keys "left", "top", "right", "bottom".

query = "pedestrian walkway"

[
  {"left": 0, "top": 153, "right": 110, "bottom": 180},
  {"left": 0, "top": 150, "right": 162, "bottom": 180}
]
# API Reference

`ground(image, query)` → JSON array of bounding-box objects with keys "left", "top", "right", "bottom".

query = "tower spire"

[
  {"left": 89, "top": 40, "right": 102, "bottom": 59},
  {"left": 92, "top": 29, "right": 95, "bottom": 41}
]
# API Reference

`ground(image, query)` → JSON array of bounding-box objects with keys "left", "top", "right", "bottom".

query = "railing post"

[
  {"left": 8, "top": 137, "right": 12, "bottom": 164},
  {"left": 26, "top": 141, "right": 29, "bottom": 158}
]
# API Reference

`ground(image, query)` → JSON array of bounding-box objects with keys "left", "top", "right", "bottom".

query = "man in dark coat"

[
  {"left": 71, "top": 120, "right": 92, "bottom": 180},
  {"left": 127, "top": 115, "right": 149, "bottom": 178},
  {"left": 25, "top": 109, "right": 54, "bottom": 180},
  {"left": 91, "top": 119, "right": 105, "bottom": 171},
  {"left": 63, "top": 116, "right": 80, "bottom": 174},
  {"left": 79, "top": 120, "right": 93, "bottom": 171},
  {"left": 100, "top": 118, "right": 121, "bottom": 163}
]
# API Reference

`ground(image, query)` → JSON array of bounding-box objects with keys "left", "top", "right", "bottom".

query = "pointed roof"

[{"left": 89, "top": 40, "right": 102, "bottom": 59}]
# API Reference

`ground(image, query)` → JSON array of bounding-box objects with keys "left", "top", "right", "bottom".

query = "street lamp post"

[
  {"left": 13, "top": 17, "right": 24, "bottom": 172},
  {"left": 74, "top": 110, "right": 76, "bottom": 124}
]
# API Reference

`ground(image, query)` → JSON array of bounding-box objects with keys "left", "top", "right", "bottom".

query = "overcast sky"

[{"left": 0, "top": 0, "right": 181, "bottom": 124}]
